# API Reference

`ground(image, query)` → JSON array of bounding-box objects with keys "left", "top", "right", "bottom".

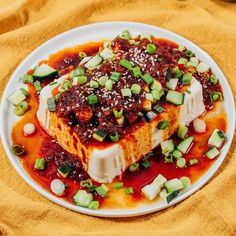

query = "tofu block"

[{"left": 37, "top": 77, "right": 205, "bottom": 183}]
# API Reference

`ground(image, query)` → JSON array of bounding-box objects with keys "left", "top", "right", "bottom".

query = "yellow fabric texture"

[{"left": 0, "top": 0, "right": 236, "bottom": 235}]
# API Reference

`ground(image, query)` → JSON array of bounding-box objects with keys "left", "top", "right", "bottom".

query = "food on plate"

[{"left": 10, "top": 30, "right": 227, "bottom": 210}]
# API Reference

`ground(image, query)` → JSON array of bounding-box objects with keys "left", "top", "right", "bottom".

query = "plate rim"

[{"left": 0, "top": 21, "right": 235, "bottom": 217}]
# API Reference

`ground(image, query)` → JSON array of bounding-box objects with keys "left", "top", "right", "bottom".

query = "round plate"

[{"left": 0, "top": 22, "right": 235, "bottom": 217}]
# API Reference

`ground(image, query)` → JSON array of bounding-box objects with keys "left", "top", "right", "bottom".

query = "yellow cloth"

[{"left": 0, "top": 0, "right": 236, "bottom": 235}]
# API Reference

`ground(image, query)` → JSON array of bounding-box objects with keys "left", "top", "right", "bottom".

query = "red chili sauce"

[{"left": 11, "top": 38, "right": 227, "bottom": 209}]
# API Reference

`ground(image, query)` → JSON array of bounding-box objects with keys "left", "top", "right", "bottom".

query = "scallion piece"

[
  {"left": 146, "top": 43, "right": 156, "bottom": 54},
  {"left": 182, "top": 73, "right": 192, "bottom": 85},
  {"left": 79, "top": 52, "right": 87, "bottom": 58},
  {"left": 58, "top": 164, "right": 72, "bottom": 178},
  {"left": 110, "top": 72, "right": 121, "bottom": 82},
  {"left": 186, "top": 50, "right": 193, "bottom": 57},
  {"left": 14, "top": 101, "right": 29, "bottom": 116},
  {"left": 89, "top": 80, "right": 99, "bottom": 88},
  {"left": 98, "top": 76, "right": 108, "bottom": 86},
  {"left": 129, "top": 163, "right": 139, "bottom": 172},
  {"left": 145, "top": 111, "right": 157, "bottom": 123},
  {"left": 80, "top": 179, "right": 93, "bottom": 188},
  {"left": 157, "top": 120, "right": 169, "bottom": 130},
  {"left": 153, "top": 104, "right": 164, "bottom": 113},
  {"left": 211, "top": 92, "right": 222, "bottom": 102},
  {"left": 113, "top": 108, "right": 123, "bottom": 118},
  {"left": 22, "top": 74, "right": 34, "bottom": 84},
  {"left": 209, "top": 75, "right": 218, "bottom": 85},
  {"left": 96, "top": 184, "right": 109, "bottom": 197},
  {"left": 172, "top": 149, "right": 183, "bottom": 159},
  {"left": 87, "top": 94, "right": 98, "bottom": 105},
  {"left": 34, "top": 81, "right": 41, "bottom": 92},
  {"left": 131, "top": 84, "right": 141, "bottom": 95},
  {"left": 189, "top": 158, "right": 199, "bottom": 166},
  {"left": 92, "top": 129, "right": 107, "bottom": 142},
  {"left": 151, "top": 80, "right": 162, "bottom": 91},
  {"left": 178, "top": 45, "right": 185, "bottom": 52},
  {"left": 34, "top": 158, "right": 46, "bottom": 170},
  {"left": 120, "top": 30, "right": 131, "bottom": 40},
  {"left": 61, "top": 80, "right": 72, "bottom": 90},
  {"left": 105, "top": 80, "right": 113, "bottom": 91},
  {"left": 75, "top": 75, "right": 86, "bottom": 85},
  {"left": 165, "top": 68, "right": 172, "bottom": 81},
  {"left": 119, "top": 59, "right": 132, "bottom": 70},
  {"left": 142, "top": 160, "right": 151, "bottom": 168},
  {"left": 109, "top": 133, "right": 119, "bottom": 142},
  {"left": 146, "top": 93, "right": 153, "bottom": 101},
  {"left": 165, "top": 155, "right": 174, "bottom": 163},
  {"left": 121, "top": 88, "right": 132, "bottom": 98},
  {"left": 49, "top": 81, "right": 58, "bottom": 86},
  {"left": 132, "top": 66, "right": 142, "bottom": 77},
  {"left": 176, "top": 158, "right": 186, "bottom": 168},
  {"left": 88, "top": 201, "right": 99, "bottom": 210},
  {"left": 151, "top": 89, "right": 160, "bottom": 101},
  {"left": 114, "top": 183, "right": 124, "bottom": 189},
  {"left": 73, "top": 68, "right": 84, "bottom": 77},
  {"left": 19, "top": 88, "right": 29, "bottom": 97},
  {"left": 12, "top": 144, "right": 25, "bottom": 156},
  {"left": 173, "top": 66, "right": 183, "bottom": 78},
  {"left": 142, "top": 74, "right": 154, "bottom": 85},
  {"left": 124, "top": 187, "right": 134, "bottom": 194},
  {"left": 178, "top": 58, "right": 188, "bottom": 65},
  {"left": 47, "top": 97, "right": 56, "bottom": 112}
]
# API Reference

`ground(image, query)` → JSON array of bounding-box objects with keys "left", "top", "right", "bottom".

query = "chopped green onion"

[
  {"left": 157, "top": 120, "right": 169, "bottom": 130},
  {"left": 176, "top": 158, "right": 186, "bottom": 168},
  {"left": 189, "top": 158, "right": 199, "bottom": 166},
  {"left": 142, "top": 74, "right": 154, "bottom": 85},
  {"left": 120, "top": 30, "right": 131, "bottom": 40},
  {"left": 129, "top": 163, "right": 139, "bottom": 172},
  {"left": 142, "top": 160, "right": 151, "bottom": 169},
  {"left": 151, "top": 89, "right": 160, "bottom": 100},
  {"left": 79, "top": 52, "right": 87, "bottom": 58},
  {"left": 145, "top": 111, "right": 157, "bottom": 123},
  {"left": 19, "top": 88, "right": 29, "bottom": 96},
  {"left": 96, "top": 184, "right": 109, "bottom": 197},
  {"left": 80, "top": 179, "right": 93, "bottom": 188},
  {"left": 47, "top": 97, "right": 56, "bottom": 112},
  {"left": 34, "top": 158, "right": 46, "bottom": 170},
  {"left": 98, "top": 76, "right": 108, "bottom": 86},
  {"left": 172, "top": 150, "right": 183, "bottom": 159},
  {"left": 121, "top": 88, "right": 132, "bottom": 97},
  {"left": 186, "top": 50, "right": 193, "bottom": 57},
  {"left": 73, "top": 68, "right": 84, "bottom": 77},
  {"left": 131, "top": 84, "right": 141, "bottom": 94},
  {"left": 49, "top": 81, "right": 58, "bottom": 86},
  {"left": 165, "top": 155, "right": 174, "bottom": 163},
  {"left": 88, "top": 201, "right": 99, "bottom": 210},
  {"left": 146, "top": 43, "right": 156, "bottom": 54},
  {"left": 113, "top": 108, "right": 123, "bottom": 118},
  {"left": 8, "top": 91, "right": 26, "bottom": 106},
  {"left": 178, "top": 125, "right": 188, "bottom": 139},
  {"left": 124, "top": 187, "right": 134, "bottom": 194},
  {"left": 119, "top": 59, "right": 132, "bottom": 70},
  {"left": 33, "top": 81, "right": 41, "bottom": 92},
  {"left": 178, "top": 45, "right": 185, "bottom": 52},
  {"left": 182, "top": 73, "right": 192, "bottom": 85},
  {"left": 173, "top": 66, "right": 183, "bottom": 78},
  {"left": 109, "top": 133, "right": 119, "bottom": 142},
  {"left": 22, "top": 74, "right": 34, "bottom": 84},
  {"left": 146, "top": 93, "right": 153, "bottom": 101},
  {"left": 151, "top": 80, "right": 162, "bottom": 91},
  {"left": 157, "top": 58, "right": 163, "bottom": 62},
  {"left": 89, "top": 80, "right": 99, "bottom": 88},
  {"left": 165, "top": 68, "right": 172, "bottom": 81},
  {"left": 105, "top": 80, "right": 113, "bottom": 91},
  {"left": 209, "top": 75, "right": 218, "bottom": 85},
  {"left": 88, "top": 186, "right": 97, "bottom": 193},
  {"left": 12, "top": 144, "right": 25, "bottom": 156},
  {"left": 114, "top": 183, "right": 124, "bottom": 189},
  {"left": 92, "top": 129, "right": 107, "bottom": 142},
  {"left": 211, "top": 92, "right": 222, "bottom": 102},
  {"left": 153, "top": 104, "right": 164, "bottom": 113},
  {"left": 58, "top": 164, "right": 72, "bottom": 178},
  {"left": 178, "top": 58, "right": 188, "bottom": 65},
  {"left": 110, "top": 72, "right": 121, "bottom": 82},
  {"left": 14, "top": 101, "right": 29, "bottom": 116},
  {"left": 77, "top": 75, "right": 87, "bottom": 85},
  {"left": 88, "top": 200, "right": 99, "bottom": 210},
  {"left": 87, "top": 94, "right": 98, "bottom": 105},
  {"left": 61, "top": 80, "right": 72, "bottom": 90},
  {"left": 132, "top": 66, "right": 142, "bottom": 77}
]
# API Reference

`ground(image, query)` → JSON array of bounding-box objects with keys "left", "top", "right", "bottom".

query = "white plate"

[{"left": 0, "top": 22, "right": 235, "bottom": 217}]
